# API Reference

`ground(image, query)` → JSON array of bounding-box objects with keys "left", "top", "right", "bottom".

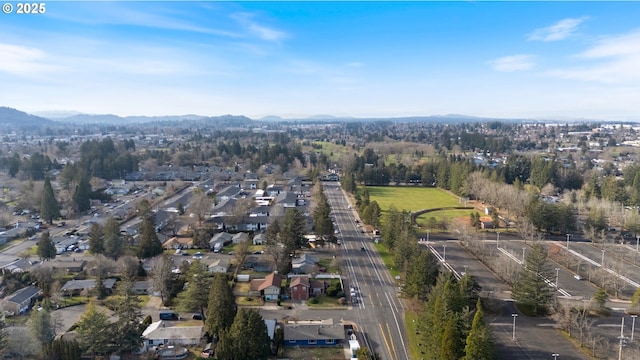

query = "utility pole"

[
  {"left": 512, "top": 313, "right": 518, "bottom": 341},
  {"left": 619, "top": 317, "right": 625, "bottom": 360}
]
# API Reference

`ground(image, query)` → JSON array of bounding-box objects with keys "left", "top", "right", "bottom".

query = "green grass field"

[
  {"left": 416, "top": 209, "right": 476, "bottom": 227},
  {"left": 311, "top": 141, "right": 355, "bottom": 161},
  {"left": 367, "top": 186, "right": 462, "bottom": 213},
  {"left": 405, "top": 310, "right": 422, "bottom": 360}
]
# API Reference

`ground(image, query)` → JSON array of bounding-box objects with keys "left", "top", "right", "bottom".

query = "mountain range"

[{"left": 0, "top": 106, "right": 608, "bottom": 127}]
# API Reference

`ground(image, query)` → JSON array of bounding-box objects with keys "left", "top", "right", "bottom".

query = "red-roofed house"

[{"left": 249, "top": 272, "right": 283, "bottom": 301}]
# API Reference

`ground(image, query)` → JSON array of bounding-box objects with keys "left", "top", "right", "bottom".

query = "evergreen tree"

[
  {"left": 464, "top": 299, "right": 493, "bottom": 360},
  {"left": 176, "top": 261, "right": 210, "bottom": 318},
  {"left": 29, "top": 304, "right": 56, "bottom": 349},
  {"left": 72, "top": 175, "right": 91, "bottom": 214},
  {"left": 313, "top": 187, "right": 334, "bottom": 246},
  {"left": 511, "top": 243, "right": 554, "bottom": 315},
  {"left": 103, "top": 217, "right": 123, "bottom": 260},
  {"left": 216, "top": 308, "right": 270, "bottom": 360},
  {"left": 177, "top": 201, "right": 185, "bottom": 215},
  {"left": 280, "top": 208, "right": 306, "bottom": 257},
  {"left": 88, "top": 223, "right": 105, "bottom": 255},
  {"left": 37, "top": 231, "right": 56, "bottom": 261},
  {"left": 441, "top": 314, "right": 463, "bottom": 360},
  {"left": 40, "top": 177, "right": 61, "bottom": 224},
  {"left": 205, "top": 274, "right": 236, "bottom": 339},
  {"left": 592, "top": 287, "right": 609, "bottom": 311},
  {"left": 402, "top": 247, "right": 439, "bottom": 300},
  {"left": 137, "top": 217, "right": 163, "bottom": 259},
  {"left": 43, "top": 339, "right": 82, "bottom": 360},
  {"left": 75, "top": 300, "right": 112, "bottom": 359},
  {"left": 111, "top": 278, "right": 144, "bottom": 355}
]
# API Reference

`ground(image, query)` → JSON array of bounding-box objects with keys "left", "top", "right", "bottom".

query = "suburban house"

[
  {"left": 253, "top": 232, "right": 265, "bottom": 245},
  {"left": 215, "top": 185, "right": 241, "bottom": 203},
  {"left": 289, "top": 276, "right": 310, "bottom": 301},
  {"left": 0, "top": 258, "right": 39, "bottom": 274},
  {"left": 291, "top": 254, "right": 318, "bottom": 274},
  {"left": 276, "top": 191, "right": 298, "bottom": 208},
  {"left": 310, "top": 279, "right": 329, "bottom": 297},
  {"left": 250, "top": 272, "right": 282, "bottom": 301},
  {"left": 266, "top": 184, "right": 284, "bottom": 197},
  {"left": 208, "top": 258, "right": 230, "bottom": 274},
  {"left": 241, "top": 215, "right": 269, "bottom": 231},
  {"left": 232, "top": 232, "right": 250, "bottom": 244},
  {"left": 1, "top": 285, "right": 41, "bottom": 314},
  {"left": 141, "top": 320, "right": 204, "bottom": 352},
  {"left": 132, "top": 280, "right": 153, "bottom": 295},
  {"left": 50, "top": 259, "right": 87, "bottom": 273},
  {"left": 208, "top": 232, "right": 233, "bottom": 250},
  {"left": 162, "top": 236, "right": 194, "bottom": 250},
  {"left": 249, "top": 205, "right": 270, "bottom": 217},
  {"left": 61, "top": 278, "right": 117, "bottom": 296},
  {"left": 283, "top": 319, "right": 344, "bottom": 347}
]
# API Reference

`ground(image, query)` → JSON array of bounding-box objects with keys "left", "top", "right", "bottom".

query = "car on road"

[
  {"left": 193, "top": 252, "right": 203, "bottom": 259},
  {"left": 360, "top": 246, "right": 365, "bottom": 251}
]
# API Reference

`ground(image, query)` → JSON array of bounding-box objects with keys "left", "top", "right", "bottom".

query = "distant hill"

[
  {"left": 0, "top": 107, "right": 55, "bottom": 127},
  {"left": 55, "top": 113, "right": 208, "bottom": 124}
]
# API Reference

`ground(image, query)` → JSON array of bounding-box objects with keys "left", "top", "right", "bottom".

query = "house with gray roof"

[
  {"left": 1, "top": 285, "right": 41, "bottom": 314},
  {"left": 283, "top": 319, "right": 344, "bottom": 347},
  {"left": 141, "top": 321, "right": 204, "bottom": 352},
  {"left": 61, "top": 278, "right": 117, "bottom": 296}
]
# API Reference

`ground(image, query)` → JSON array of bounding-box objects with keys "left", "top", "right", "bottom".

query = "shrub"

[{"left": 307, "top": 297, "right": 319, "bottom": 305}]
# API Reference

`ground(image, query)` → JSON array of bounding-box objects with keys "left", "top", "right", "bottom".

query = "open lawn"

[
  {"left": 367, "top": 187, "right": 461, "bottom": 213},
  {"left": 406, "top": 310, "right": 422, "bottom": 360},
  {"left": 311, "top": 141, "right": 354, "bottom": 162},
  {"left": 373, "top": 242, "right": 400, "bottom": 279},
  {"left": 318, "top": 258, "right": 340, "bottom": 274},
  {"left": 416, "top": 209, "right": 477, "bottom": 227},
  {"left": 306, "top": 294, "right": 345, "bottom": 307},
  {"left": 284, "top": 345, "right": 346, "bottom": 360}
]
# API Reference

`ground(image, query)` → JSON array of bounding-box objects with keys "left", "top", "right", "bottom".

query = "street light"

[
  {"left": 632, "top": 315, "right": 638, "bottom": 342},
  {"left": 552, "top": 354, "right": 559, "bottom": 360},
  {"left": 427, "top": 230, "right": 430, "bottom": 243},
  {"left": 512, "top": 313, "right": 518, "bottom": 341},
  {"left": 522, "top": 247, "right": 526, "bottom": 263},
  {"left": 602, "top": 249, "right": 605, "bottom": 266},
  {"left": 636, "top": 236, "right": 639, "bottom": 253},
  {"left": 443, "top": 244, "right": 447, "bottom": 261},
  {"left": 497, "top": 232, "right": 500, "bottom": 249},
  {"left": 566, "top": 233, "right": 571, "bottom": 249},
  {"left": 555, "top": 268, "right": 560, "bottom": 288}
]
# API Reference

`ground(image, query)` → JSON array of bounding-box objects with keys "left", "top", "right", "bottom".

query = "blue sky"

[{"left": 2, "top": 1, "right": 640, "bottom": 120}]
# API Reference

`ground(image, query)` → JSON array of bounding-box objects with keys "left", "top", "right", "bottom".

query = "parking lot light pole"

[
  {"left": 552, "top": 353, "right": 559, "bottom": 360},
  {"left": 632, "top": 315, "right": 637, "bottom": 342},
  {"left": 512, "top": 313, "right": 518, "bottom": 341}
]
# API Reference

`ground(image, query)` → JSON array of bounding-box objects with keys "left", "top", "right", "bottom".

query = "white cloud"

[
  {"left": 528, "top": 17, "right": 588, "bottom": 42},
  {"left": 0, "top": 43, "right": 59, "bottom": 75},
  {"left": 544, "top": 30, "right": 640, "bottom": 83},
  {"left": 489, "top": 54, "right": 535, "bottom": 72},
  {"left": 231, "top": 12, "right": 287, "bottom": 42}
]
